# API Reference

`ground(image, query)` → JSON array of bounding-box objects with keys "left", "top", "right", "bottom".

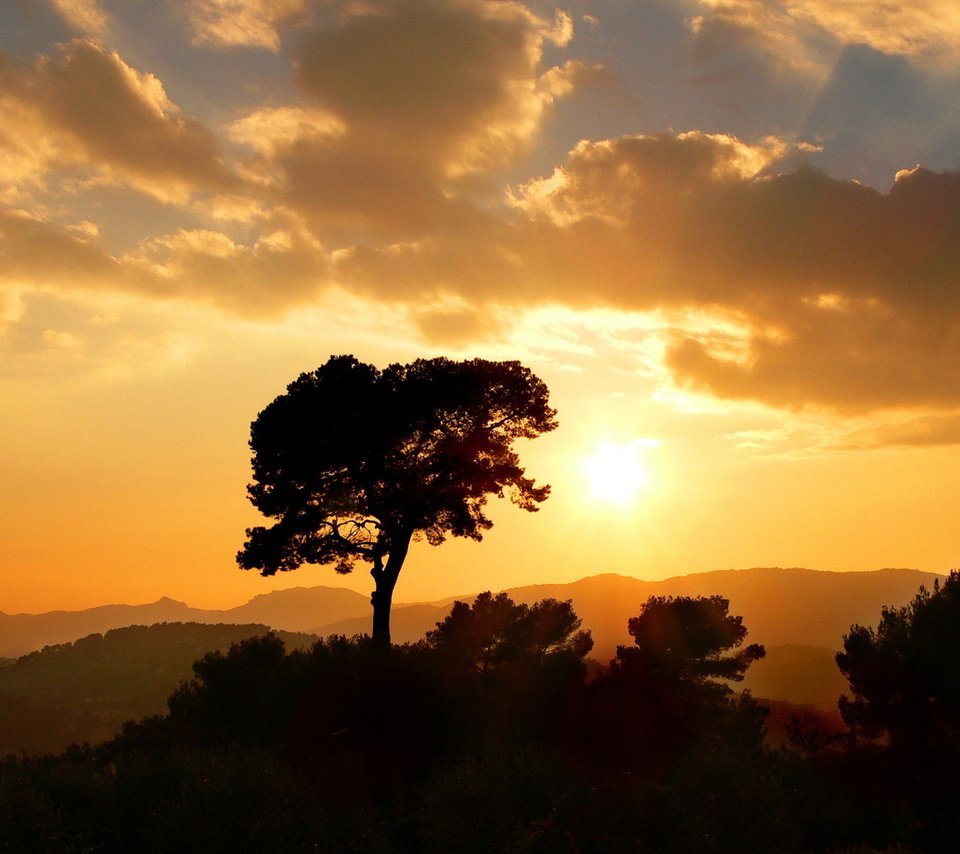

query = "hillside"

[
  {"left": 312, "top": 567, "right": 944, "bottom": 662},
  {"left": 0, "top": 586, "right": 370, "bottom": 658},
  {"left": 1, "top": 566, "right": 942, "bottom": 665},
  {"left": 0, "top": 567, "right": 944, "bottom": 754},
  {"left": 0, "top": 622, "right": 316, "bottom": 754},
  {"left": 2, "top": 568, "right": 941, "bottom": 663}
]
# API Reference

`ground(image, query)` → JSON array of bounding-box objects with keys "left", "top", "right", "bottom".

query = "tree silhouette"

[
  {"left": 424, "top": 592, "right": 593, "bottom": 744},
  {"left": 238, "top": 355, "right": 557, "bottom": 646},
  {"left": 425, "top": 591, "right": 593, "bottom": 674},
  {"left": 837, "top": 570, "right": 960, "bottom": 758},
  {"left": 615, "top": 595, "right": 765, "bottom": 687}
]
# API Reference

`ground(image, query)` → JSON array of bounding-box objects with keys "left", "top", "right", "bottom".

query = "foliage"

[
  {"left": 166, "top": 633, "right": 304, "bottom": 747},
  {"left": 837, "top": 569, "right": 960, "bottom": 757},
  {"left": 238, "top": 354, "right": 557, "bottom": 644},
  {"left": 424, "top": 591, "right": 593, "bottom": 674},
  {"left": 0, "top": 623, "right": 315, "bottom": 755},
  {"left": 10, "top": 588, "right": 960, "bottom": 852},
  {"left": 614, "top": 595, "right": 766, "bottom": 687}
]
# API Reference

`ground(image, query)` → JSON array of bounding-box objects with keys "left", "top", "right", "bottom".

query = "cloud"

[
  {"left": 126, "top": 225, "right": 328, "bottom": 312},
  {"left": 693, "top": 0, "right": 960, "bottom": 64},
  {"left": 783, "top": 0, "right": 960, "bottom": 61},
  {"left": 0, "top": 39, "right": 236, "bottom": 202},
  {"left": 332, "top": 131, "right": 960, "bottom": 413},
  {"left": 0, "top": 207, "right": 133, "bottom": 291},
  {"left": 225, "top": 0, "right": 588, "bottom": 236},
  {"left": 834, "top": 414, "right": 960, "bottom": 449},
  {"left": 531, "top": 138, "right": 960, "bottom": 412},
  {"left": 0, "top": 205, "right": 327, "bottom": 314},
  {"left": 412, "top": 298, "right": 506, "bottom": 346},
  {"left": 4, "top": 4, "right": 959, "bottom": 419},
  {"left": 295, "top": 0, "right": 573, "bottom": 167},
  {"left": 184, "top": 0, "right": 307, "bottom": 51},
  {"left": 48, "top": 0, "right": 109, "bottom": 36}
]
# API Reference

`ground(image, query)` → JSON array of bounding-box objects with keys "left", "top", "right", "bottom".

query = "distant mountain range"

[
  {"left": 0, "top": 586, "right": 371, "bottom": 658},
  {"left": 1, "top": 567, "right": 942, "bottom": 661},
  {"left": 310, "top": 567, "right": 944, "bottom": 662},
  {"left": 0, "top": 568, "right": 945, "bottom": 753}
]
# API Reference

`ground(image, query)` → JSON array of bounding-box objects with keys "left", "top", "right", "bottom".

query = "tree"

[
  {"left": 837, "top": 570, "right": 960, "bottom": 758},
  {"left": 579, "top": 596, "right": 765, "bottom": 775},
  {"left": 424, "top": 592, "right": 593, "bottom": 674},
  {"left": 424, "top": 592, "right": 593, "bottom": 743},
  {"left": 237, "top": 355, "right": 557, "bottom": 646},
  {"left": 615, "top": 595, "right": 766, "bottom": 688}
]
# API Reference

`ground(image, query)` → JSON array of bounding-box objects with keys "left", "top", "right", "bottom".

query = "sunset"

[
  {"left": 3, "top": 2, "right": 960, "bottom": 848},
  {"left": 5, "top": 0, "right": 960, "bottom": 617}
]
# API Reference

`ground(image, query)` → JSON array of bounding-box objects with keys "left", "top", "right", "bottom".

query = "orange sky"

[{"left": 4, "top": 0, "right": 960, "bottom": 614}]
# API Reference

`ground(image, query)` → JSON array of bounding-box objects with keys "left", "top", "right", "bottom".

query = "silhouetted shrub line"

[{"left": 4, "top": 578, "right": 960, "bottom": 852}]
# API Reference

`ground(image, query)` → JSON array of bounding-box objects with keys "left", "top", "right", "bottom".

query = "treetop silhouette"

[
  {"left": 425, "top": 591, "right": 593, "bottom": 674},
  {"left": 837, "top": 569, "right": 960, "bottom": 758},
  {"left": 238, "top": 354, "right": 557, "bottom": 646},
  {"left": 615, "top": 595, "right": 766, "bottom": 687}
]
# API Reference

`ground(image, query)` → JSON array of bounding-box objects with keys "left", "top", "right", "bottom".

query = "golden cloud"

[
  {"left": 125, "top": 226, "right": 327, "bottom": 312},
  {"left": 695, "top": 0, "right": 960, "bottom": 62},
  {"left": 184, "top": 0, "right": 307, "bottom": 51},
  {"left": 0, "top": 207, "right": 132, "bottom": 291},
  {"left": 332, "top": 132, "right": 960, "bottom": 413},
  {"left": 0, "top": 40, "right": 236, "bottom": 203},
  {"left": 49, "top": 0, "right": 109, "bottom": 37}
]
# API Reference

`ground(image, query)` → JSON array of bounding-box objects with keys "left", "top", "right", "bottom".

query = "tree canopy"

[
  {"left": 424, "top": 591, "right": 593, "bottom": 674},
  {"left": 837, "top": 570, "right": 960, "bottom": 757},
  {"left": 237, "top": 355, "right": 557, "bottom": 645},
  {"left": 614, "top": 595, "right": 766, "bottom": 688}
]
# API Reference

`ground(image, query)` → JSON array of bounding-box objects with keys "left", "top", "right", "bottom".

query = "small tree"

[
  {"left": 238, "top": 355, "right": 557, "bottom": 646},
  {"left": 615, "top": 595, "right": 766, "bottom": 688},
  {"left": 585, "top": 596, "right": 766, "bottom": 772},
  {"left": 424, "top": 592, "right": 593, "bottom": 743},
  {"left": 837, "top": 570, "right": 960, "bottom": 758},
  {"left": 425, "top": 592, "right": 593, "bottom": 674}
]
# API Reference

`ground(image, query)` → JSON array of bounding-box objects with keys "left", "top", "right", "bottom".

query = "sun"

[{"left": 583, "top": 440, "right": 656, "bottom": 504}]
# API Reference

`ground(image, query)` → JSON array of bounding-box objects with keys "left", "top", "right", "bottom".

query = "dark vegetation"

[
  {"left": 0, "top": 624, "right": 316, "bottom": 755},
  {"left": 4, "top": 575, "right": 960, "bottom": 852}
]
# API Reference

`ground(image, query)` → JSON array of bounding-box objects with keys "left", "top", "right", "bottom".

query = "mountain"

[
  {"left": 741, "top": 644, "right": 849, "bottom": 710},
  {"left": 311, "top": 567, "right": 944, "bottom": 663},
  {"left": 0, "top": 568, "right": 944, "bottom": 754},
  {"left": 313, "top": 602, "right": 453, "bottom": 643},
  {"left": 218, "top": 586, "right": 371, "bottom": 633},
  {"left": 0, "top": 622, "right": 317, "bottom": 755},
  {"left": 1, "top": 567, "right": 942, "bottom": 663},
  {"left": 0, "top": 597, "right": 204, "bottom": 658},
  {"left": 0, "top": 586, "right": 370, "bottom": 658}
]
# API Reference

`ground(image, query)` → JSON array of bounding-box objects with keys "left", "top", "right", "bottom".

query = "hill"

[
  {"left": 2, "top": 569, "right": 941, "bottom": 664},
  {"left": 0, "top": 586, "right": 370, "bottom": 658},
  {"left": 0, "top": 622, "right": 316, "bottom": 754},
  {"left": 312, "top": 567, "right": 943, "bottom": 662},
  {"left": 0, "top": 567, "right": 943, "bottom": 754}
]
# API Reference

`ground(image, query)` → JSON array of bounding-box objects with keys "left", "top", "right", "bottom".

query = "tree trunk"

[{"left": 370, "top": 529, "right": 412, "bottom": 649}]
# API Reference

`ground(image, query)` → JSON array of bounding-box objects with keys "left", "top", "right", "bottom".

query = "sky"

[{"left": 4, "top": 0, "right": 960, "bottom": 614}]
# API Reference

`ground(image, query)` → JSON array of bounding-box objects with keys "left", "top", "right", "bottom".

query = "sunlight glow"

[{"left": 584, "top": 439, "right": 660, "bottom": 504}]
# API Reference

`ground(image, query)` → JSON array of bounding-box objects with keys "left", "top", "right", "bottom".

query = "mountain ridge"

[{"left": 1, "top": 567, "right": 943, "bottom": 659}]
